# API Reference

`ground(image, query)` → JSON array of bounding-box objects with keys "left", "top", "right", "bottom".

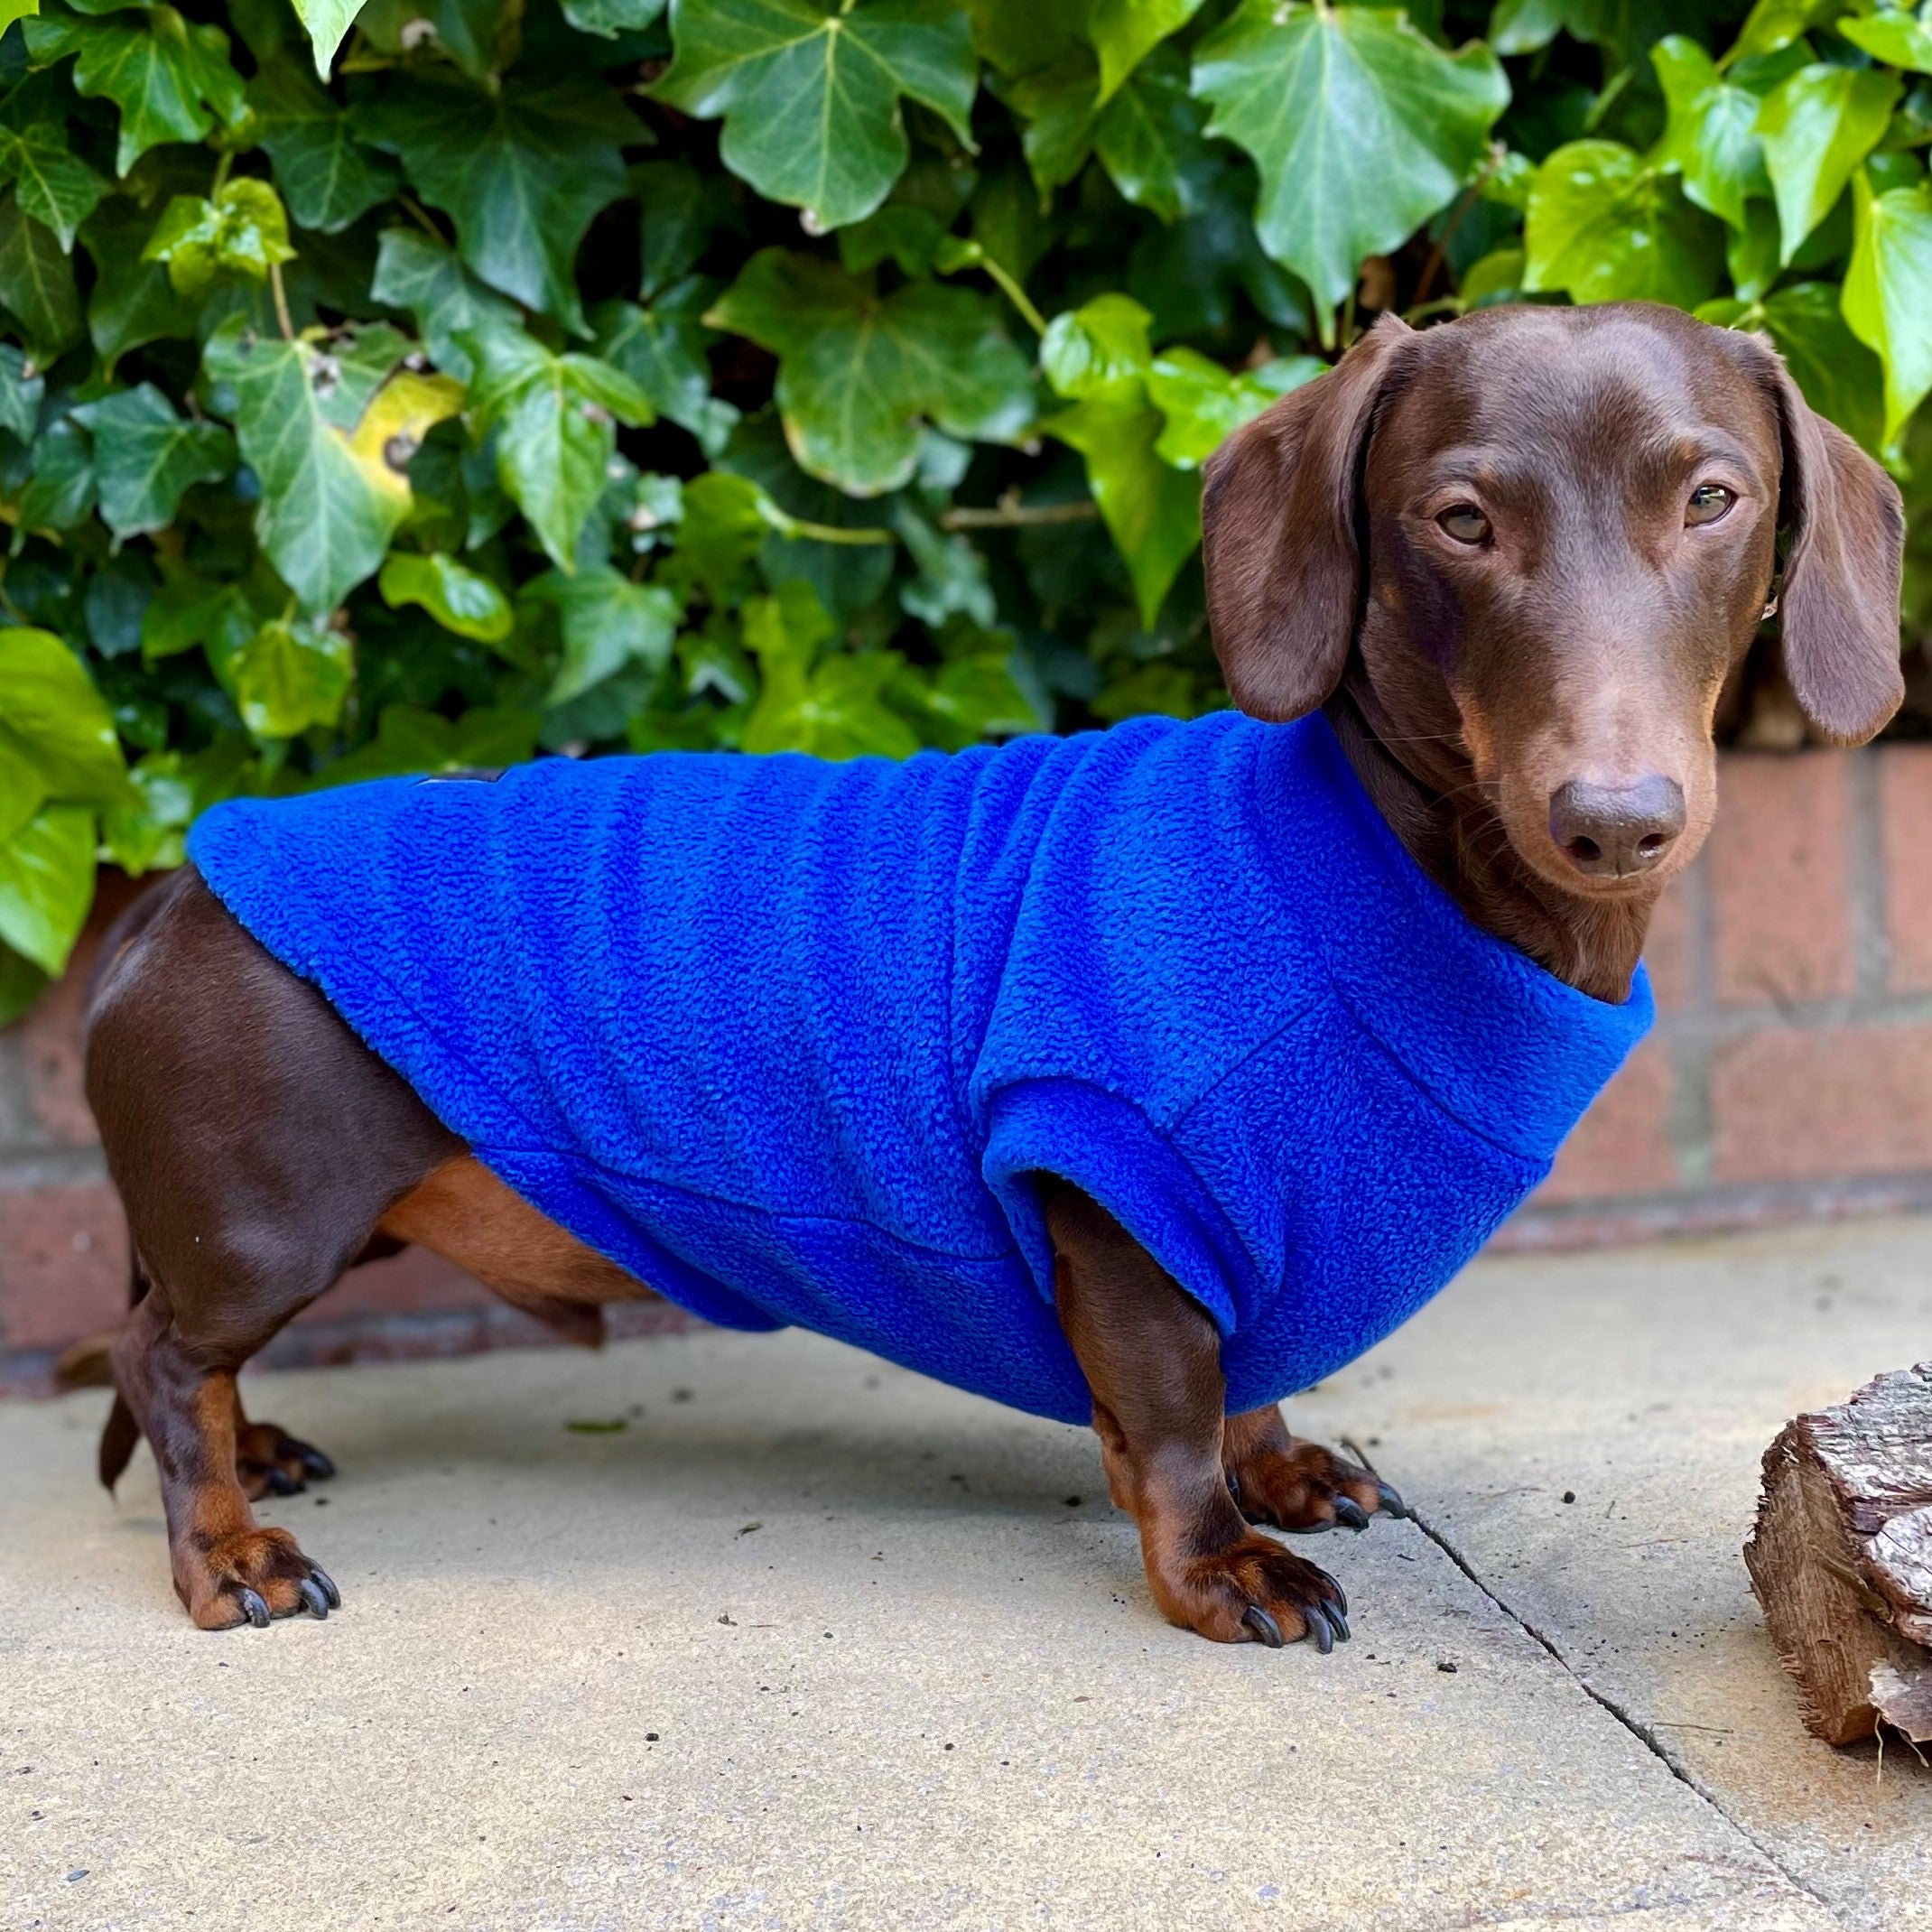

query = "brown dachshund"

[{"left": 82, "top": 302, "right": 1904, "bottom": 1643}]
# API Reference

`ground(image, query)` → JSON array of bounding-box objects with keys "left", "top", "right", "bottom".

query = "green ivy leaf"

[
  {"left": 1044, "top": 389, "right": 1199, "bottom": 627},
  {"left": 742, "top": 580, "right": 917, "bottom": 757},
  {"left": 249, "top": 62, "right": 401, "bottom": 235},
  {"left": 228, "top": 615, "right": 353, "bottom": 738},
  {"left": 1041, "top": 290, "right": 1154, "bottom": 398},
  {"left": 286, "top": 0, "right": 365, "bottom": 79},
  {"left": 562, "top": 0, "right": 667, "bottom": 36},
  {"left": 1755, "top": 63, "right": 1899, "bottom": 265},
  {"left": 71, "top": 383, "right": 236, "bottom": 539},
  {"left": 100, "top": 748, "right": 195, "bottom": 874},
  {"left": 1839, "top": 9, "right": 1932, "bottom": 76},
  {"left": 673, "top": 468, "right": 767, "bottom": 602},
  {"left": 377, "top": 550, "right": 513, "bottom": 643},
  {"left": 0, "top": 122, "right": 105, "bottom": 250},
  {"left": 1087, "top": 0, "right": 1204, "bottom": 102},
  {"left": 23, "top": 5, "right": 247, "bottom": 177},
  {"left": 0, "top": 739, "right": 47, "bottom": 846},
  {"left": 0, "top": 342, "right": 42, "bottom": 439},
  {"left": 1146, "top": 348, "right": 1320, "bottom": 469},
  {"left": 460, "top": 317, "right": 656, "bottom": 572},
  {"left": 1193, "top": 0, "right": 1508, "bottom": 337},
  {"left": 16, "top": 413, "right": 94, "bottom": 530},
  {"left": 523, "top": 564, "right": 679, "bottom": 705},
  {"left": 593, "top": 295, "right": 740, "bottom": 458},
  {"left": 1523, "top": 140, "right": 1724, "bottom": 307},
  {"left": 891, "top": 649, "right": 1036, "bottom": 749},
  {"left": 1699, "top": 280, "right": 1885, "bottom": 455},
  {"left": 1843, "top": 169, "right": 1932, "bottom": 460},
  {"left": 1004, "top": 52, "right": 1099, "bottom": 198},
  {"left": 369, "top": 228, "right": 516, "bottom": 385},
  {"left": 1092, "top": 46, "right": 1219, "bottom": 225},
  {"left": 0, "top": 626, "right": 131, "bottom": 804},
  {"left": 1724, "top": 0, "right": 1844, "bottom": 65},
  {"left": 205, "top": 316, "right": 465, "bottom": 614},
  {"left": 655, "top": 0, "right": 977, "bottom": 233},
  {"left": 0, "top": 190, "right": 79, "bottom": 361},
  {"left": 320, "top": 702, "right": 541, "bottom": 784},
  {"left": 0, "top": 802, "right": 94, "bottom": 976},
  {"left": 143, "top": 178, "right": 295, "bottom": 296},
  {"left": 1651, "top": 36, "right": 1772, "bottom": 233},
  {"left": 357, "top": 70, "right": 636, "bottom": 334},
  {"left": 82, "top": 195, "right": 197, "bottom": 369},
  {"left": 636, "top": 158, "right": 737, "bottom": 302},
  {"left": 707, "top": 249, "right": 1033, "bottom": 496}
]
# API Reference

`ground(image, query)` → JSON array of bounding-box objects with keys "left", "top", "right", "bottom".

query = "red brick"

[
  {"left": 1708, "top": 751, "right": 1855, "bottom": 1008},
  {"left": 1712, "top": 1022, "right": 1932, "bottom": 1184},
  {"left": 1880, "top": 746, "right": 1932, "bottom": 994},
  {"left": 299, "top": 1245, "right": 493, "bottom": 1324},
  {"left": 14, "top": 869, "right": 147, "bottom": 1148},
  {"left": 1535, "top": 1036, "right": 1679, "bottom": 1203},
  {"left": 1641, "top": 867, "right": 1699, "bottom": 1012},
  {"left": 0, "top": 1183, "right": 129, "bottom": 1350}
]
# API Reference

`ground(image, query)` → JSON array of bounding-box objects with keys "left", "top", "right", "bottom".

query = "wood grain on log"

[{"left": 1745, "top": 1362, "right": 1932, "bottom": 1746}]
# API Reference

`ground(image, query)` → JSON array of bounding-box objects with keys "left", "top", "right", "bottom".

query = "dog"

[{"left": 80, "top": 302, "right": 1904, "bottom": 1646}]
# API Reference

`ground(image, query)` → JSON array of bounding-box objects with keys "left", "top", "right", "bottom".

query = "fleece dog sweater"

[{"left": 188, "top": 711, "right": 1651, "bottom": 1425}]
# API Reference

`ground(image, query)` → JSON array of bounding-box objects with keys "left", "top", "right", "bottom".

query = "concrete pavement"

[{"left": 5, "top": 1216, "right": 1932, "bottom": 1929}]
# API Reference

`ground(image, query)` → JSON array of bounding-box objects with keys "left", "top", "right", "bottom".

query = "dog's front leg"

[{"left": 1041, "top": 1179, "right": 1350, "bottom": 1651}]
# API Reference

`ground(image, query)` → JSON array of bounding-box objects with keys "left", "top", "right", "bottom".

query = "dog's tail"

[{"left": 60, "top": 1246, "right": 147, "bottom": 1491}]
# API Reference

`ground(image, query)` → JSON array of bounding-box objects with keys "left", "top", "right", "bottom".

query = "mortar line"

[{"left": 1400, "top": 1503, "right": 1852, "bottom": 1929}]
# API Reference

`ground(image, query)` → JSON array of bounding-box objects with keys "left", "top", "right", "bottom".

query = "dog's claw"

[
  {"left": 1241, "top": 1605, "right": 1284, "bottom": 1648},
  {"left": 1333, "top": 1496, "right": 1371, "bottom": 1531},
  {"left": 236, "top": 1587, "right": 270, "bottom": 1629},
  {"left": 1304, "top": 1602, "right": 1335, "bottom": 1654},
  {"left": 308, "top": 1565, "right": 340, "bottom": 1609},
  {"left": 1315, "top": 1567, "right": 1348, "bottom": 1617},
  {"left": 296, "top": 1577, "right": 330, "bottom": 1620},
  {"left": 265, "top": 1468, "right": 302, "bottom": 1497},
  {"left": 299, "top": 1448, "right": 336, "bottom": 1481},
  {"left": 1377, "top": 1480, "right": 1408, "bottom": 1520}
]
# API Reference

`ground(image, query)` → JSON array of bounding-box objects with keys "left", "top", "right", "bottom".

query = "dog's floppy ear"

[
  {"left": 1754, "top": 346, "right": 1905, "bottom": 746},
  {"left": 1201, "top": 312, "right": 1413, "bottom": 721}
]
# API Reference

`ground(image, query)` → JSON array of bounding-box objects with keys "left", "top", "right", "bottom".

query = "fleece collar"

[{"left": 1247, "top": 712, "right": 1653, "bottom": 1166}]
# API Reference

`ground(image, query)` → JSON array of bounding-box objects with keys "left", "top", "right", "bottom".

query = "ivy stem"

[
  {"left": 940, "top": 494, "right": 1098, "bottom": 530},
  {"left": 269, "top": 260, "right": 295, "bottom": 342},
  {"left": 401, "top": 195, "right": 449, "bottom": 243},
  {"left": 980, "top": 256, "right": 1049, "bottom": 337},
  {"left": 211, "top": 149, "right": 234, "bottom": 196},
  {"left": 767, "top": 510, "right": 896, "bottom": 545}
]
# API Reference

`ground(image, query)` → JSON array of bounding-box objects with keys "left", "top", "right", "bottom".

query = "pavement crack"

[{"left": 1403, "top": 1503, "right": 1854, "bottom": 1930}]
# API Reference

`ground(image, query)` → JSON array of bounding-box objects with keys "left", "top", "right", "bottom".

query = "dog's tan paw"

[
  {"left": 234, "top": 1421, "right": 335, "bottom": 1500},
  {"left": 1225, "top": 1438, "right": 1405, "bottom": 1535},
  {"left": 176, "top": 1527, "right": 339, "bottom": 1630},
  {"left": 1154, "top": 1531, "right": 1351, "bottom": 1651}
]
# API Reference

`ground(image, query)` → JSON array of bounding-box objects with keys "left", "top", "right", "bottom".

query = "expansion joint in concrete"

[{"left": 1399, "top": 1503, "right": 1854, "bottom": 1929}]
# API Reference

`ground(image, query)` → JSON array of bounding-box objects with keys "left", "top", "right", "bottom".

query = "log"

[{"left": 1744, "top": 1361, "right": 1932, "bottom": 1746}]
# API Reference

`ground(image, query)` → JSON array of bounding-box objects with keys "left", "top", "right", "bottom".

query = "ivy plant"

[{"left": 1, "top": 0, "right": 1930, "bottom": 1022}]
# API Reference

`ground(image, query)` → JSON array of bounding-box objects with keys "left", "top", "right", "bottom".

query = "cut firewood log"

[{"left": 1745, "top": 1361, "right": 1932, "bottom": 1747}]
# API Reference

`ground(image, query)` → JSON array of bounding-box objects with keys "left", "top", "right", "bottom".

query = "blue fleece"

[{"left": 187, "top": 713, "right": 1650, "bottom": 1425}]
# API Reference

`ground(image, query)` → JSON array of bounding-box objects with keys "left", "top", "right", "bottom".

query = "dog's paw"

[
  {"left": 175, "top": 1527, "right": 340, "bottom": 1630},
  {"left": 1156, "top": 1531, "right": 1351, "bottom": 1651},
  {"left": 235, "top": 1421, "right": 336, "bottom": 1500},
  {"left": 1225, "top": 1438, "right": 1405, "bottom": 1535}
]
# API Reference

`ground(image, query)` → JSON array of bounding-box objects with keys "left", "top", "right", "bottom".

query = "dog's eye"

[
  {"left": 1436, "top": 504, "right": 1491, "bottom": 545},
  {"left": 1686, "top": 483, "right": 1734, "bottom": 525}
]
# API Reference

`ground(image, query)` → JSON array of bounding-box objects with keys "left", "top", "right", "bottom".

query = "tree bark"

[{"left": 1745, "top": 1361, "right": 1932, "bottom": 1746}]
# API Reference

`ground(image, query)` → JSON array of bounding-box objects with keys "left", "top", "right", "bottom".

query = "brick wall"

[
  {"left": 1501, "top": 744, "right": 1932, "bottom": 1248},
  {"left": 5, "top": 744, "right": 1928, "bottom": 1389}
]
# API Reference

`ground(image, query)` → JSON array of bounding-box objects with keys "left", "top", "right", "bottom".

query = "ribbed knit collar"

[{"left": 1246, "top": 711, "right": 1653, "bottom": 1165}]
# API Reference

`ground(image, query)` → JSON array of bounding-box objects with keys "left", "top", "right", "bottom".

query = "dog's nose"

[{"left": 1547, "top": 776, "right": 1686, "bottom": 878}]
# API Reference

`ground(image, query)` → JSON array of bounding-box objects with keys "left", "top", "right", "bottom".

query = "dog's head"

[{"left": 1202, "top": 302, "right": 1905, "bottom": 896}]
